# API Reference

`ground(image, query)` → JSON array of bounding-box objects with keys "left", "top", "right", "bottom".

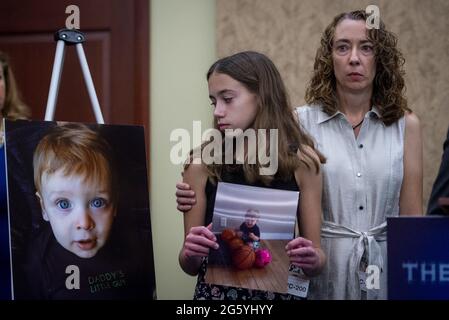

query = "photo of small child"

[
  {"left": 33, "top": 123, "right": 117, "bottom": 259},
  {"left": 206, "top": 182, "right": 298, "bottom": 294},
  {"left": 5, "top": 120, "right": 156, "bottom": 300}
]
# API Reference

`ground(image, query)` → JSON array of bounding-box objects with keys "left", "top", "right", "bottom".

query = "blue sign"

[{"left": 388, "top": 216, "right": 449, "bottom": 300}]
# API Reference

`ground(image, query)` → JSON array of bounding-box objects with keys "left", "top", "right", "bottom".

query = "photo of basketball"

[
  {"left": 228, "top": 237, "right": 244, "bottom": 251},
  {"left": 231, "top": 245, "right": 255, "bottom": 270}
]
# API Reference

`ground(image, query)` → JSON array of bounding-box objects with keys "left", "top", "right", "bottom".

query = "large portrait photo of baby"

[{"left": 5, "top": 120, "right": 156, "bottom": 300}]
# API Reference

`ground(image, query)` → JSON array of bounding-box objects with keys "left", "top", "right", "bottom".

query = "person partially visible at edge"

[
  {"left": 0, "top": 51, "right": 31, "bottom": 139},
  {"left": 427, "top": 126, "right": 449, "bottom": 215},
  {"left": 0, "top": 50, "right": 31, "bottom": 299}
]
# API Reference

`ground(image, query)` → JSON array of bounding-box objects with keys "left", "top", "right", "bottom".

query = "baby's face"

[
  {"left": 39, "top": 169, "right": 115, "bottom": 258},
  {"left": 245, "top": 217, "right": 257, "bottom": 228}
]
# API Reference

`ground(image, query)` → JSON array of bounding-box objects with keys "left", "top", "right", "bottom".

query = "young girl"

[{"left": 178, "top": 51, "right": 326, "bottom": 300}]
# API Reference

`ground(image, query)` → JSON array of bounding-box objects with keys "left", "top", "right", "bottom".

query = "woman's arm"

[
  {"left": 399, "top": 112, "right": 423, "bottom": 216},
  {"left": 286, "top": 147, "right": 326, "bottom": 277},
  {"left": 176, "top": 182, "right": 196, "bottom": 212},
  {"left": 178, "top": 163, "right": 218, "bottom": 276},
  {"left": 427, "top": 127, "right": 449, "bottom": 215}
]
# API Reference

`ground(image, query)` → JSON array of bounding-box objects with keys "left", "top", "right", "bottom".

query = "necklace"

[{"left": 352, "top": 118, "right": 364, "bottom": 130}]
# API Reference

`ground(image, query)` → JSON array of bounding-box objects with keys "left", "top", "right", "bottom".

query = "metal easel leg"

[
  {"left": 44, "top": 40, "right": 66, "bottom": 121},
  {"left": 75, "top": 43, "right": 104, "bottom": 124},
  {"left": 44, "top": 29, "right": 104, "bottom": 124}
]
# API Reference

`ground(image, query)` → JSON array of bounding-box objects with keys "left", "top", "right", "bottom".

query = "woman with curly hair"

[{"left": 297, "top": 10, "right": 422, "bottom": 300}]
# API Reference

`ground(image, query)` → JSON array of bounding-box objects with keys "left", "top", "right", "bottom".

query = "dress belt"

[{"left": 321, "top": 220, "right": 387, "bottom": 299}]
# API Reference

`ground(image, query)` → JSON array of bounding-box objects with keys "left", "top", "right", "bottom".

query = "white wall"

[{"left": 150, "top": 0, "right": 216, "bottom": 299}]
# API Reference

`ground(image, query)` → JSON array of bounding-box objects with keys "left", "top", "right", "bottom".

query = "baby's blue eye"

[
  {"left": 56, "top": 199, "right": 71, "bottom": 210},
  {"left": 91, "top": 198, "right": 106, "bottom": 208}
]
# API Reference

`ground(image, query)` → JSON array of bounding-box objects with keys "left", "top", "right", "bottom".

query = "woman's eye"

[
  {"left": 362, "top": 45, "right": 374, "bottom": 53},
  {"left": 56, "top": 199, "right": 71, "bottom": 210},
  {"left": 336, "top": 45, "right": 349, "bottom": 52},
  {"left": 91, "top": 198, "right": 106, "bottom": 208},
  {"left": 223, "top": 97, "right": 232, "bottom": 103}
]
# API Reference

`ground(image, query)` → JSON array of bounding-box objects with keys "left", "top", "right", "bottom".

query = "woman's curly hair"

[{"left": 305, "top": 10, "right": 410, "bottom": 125}]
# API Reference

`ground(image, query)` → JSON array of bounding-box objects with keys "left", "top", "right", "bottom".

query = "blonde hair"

[
  {"left": 185, "top": 51, "right": 325, "bottom": 186},
  {"left": 33, "top": 123, "right": 117, "bottom": 205},
  {"left": 0, "top": 51, "right": 30, "bottom": 121}
]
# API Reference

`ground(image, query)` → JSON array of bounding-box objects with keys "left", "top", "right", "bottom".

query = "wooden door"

[{"left": 0, "top": 0, "right": 149, "bottom": 129}]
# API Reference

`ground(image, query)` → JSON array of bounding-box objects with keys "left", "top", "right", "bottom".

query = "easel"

[{"left": 44, "top": 29, "right": 104, "bottom": 123}]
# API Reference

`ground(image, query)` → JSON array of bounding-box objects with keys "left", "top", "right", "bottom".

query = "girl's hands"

[
  {"left": 181, "top": 223, "right": 219, "bottom": 259},
  {"left": 286, "top": 237, "right": 321, "bottom": 275},
  {"left": 176, "top": 182, "right": 196, "bottom": 212}
]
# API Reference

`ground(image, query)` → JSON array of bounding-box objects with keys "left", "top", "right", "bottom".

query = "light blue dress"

[{"left": 296, "top": 105, "right": 405, "bottom": 300}]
